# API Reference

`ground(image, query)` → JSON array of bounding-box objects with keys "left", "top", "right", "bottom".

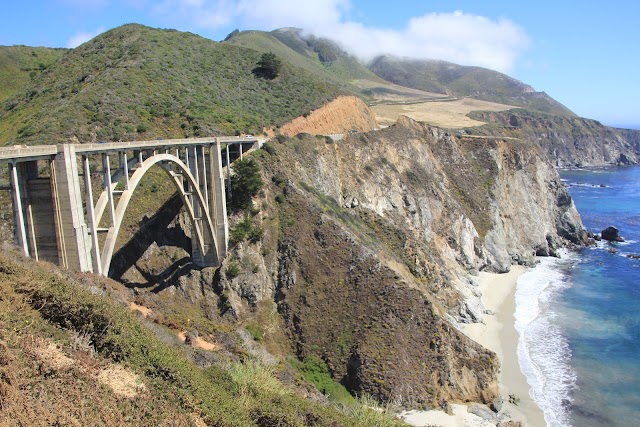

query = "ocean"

[{"left": 515, "top": 166, "right": 640, "bottom": 427}]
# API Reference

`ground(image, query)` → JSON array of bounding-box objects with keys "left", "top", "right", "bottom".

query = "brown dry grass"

[
  {"left": 372, "top": 98, "right": 515, "bottom": 128},
  {"left": 27, "top": 337, "right": 75, "bottom": 371}
]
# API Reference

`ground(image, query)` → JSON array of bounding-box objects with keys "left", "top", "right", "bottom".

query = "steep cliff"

[
  {"left": 208, "top": 115, "right": 585, "bottom": 407},
  {"left": 272, "top": 116, "right": 585, "bottom": 274},
  {"left": 468, "top": 110, "right": 640, "bottom": 167},
  {"left": 278, "top": 95, "right": 379, "bottom": 136}
]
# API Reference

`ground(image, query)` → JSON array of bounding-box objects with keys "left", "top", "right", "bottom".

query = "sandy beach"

[{"left": 400, "top": 267, "right": 547, "bottom": 427}]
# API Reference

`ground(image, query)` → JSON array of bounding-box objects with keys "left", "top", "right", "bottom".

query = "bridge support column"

[
  {"left": 51, "top": 144, "right": 92, "bottom": 272},
  {"left": 210, "top": 139, "right": 228, "bottom": 260}
]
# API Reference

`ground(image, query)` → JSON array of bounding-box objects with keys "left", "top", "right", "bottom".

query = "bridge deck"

[{"left": 0, "top": 136, "right": 259, "bottom": 163}]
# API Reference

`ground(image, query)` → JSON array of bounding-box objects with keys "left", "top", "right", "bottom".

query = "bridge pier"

[{"left": 51, "top": 144, "right": 93, "bottom": 271}]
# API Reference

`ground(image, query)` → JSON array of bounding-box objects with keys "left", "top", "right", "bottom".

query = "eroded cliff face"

[
  {"left": 469, "top": 110, "right": 640, "bottom": 167},
  {"left": 211, "top": 116, "right": 585, "bottom": 406},
  {"left": 272, "top": 190, "right": 499, "bottom": 407},
  {"left": 277, "top": 116, "right": 586, "bottom": 276},
  {"left": 278, "top": 95, "right": 379, "bottom": 136}
]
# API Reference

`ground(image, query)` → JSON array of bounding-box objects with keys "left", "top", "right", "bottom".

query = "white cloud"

[
  {"left": 66, "top": 27, "right": 107, "bottom": 48},
  {"left": 152, "top": 0, "right": 529, "bottom": 72},
  {"left": 317, "top": 10, "right": 530, "bottom": 72}
]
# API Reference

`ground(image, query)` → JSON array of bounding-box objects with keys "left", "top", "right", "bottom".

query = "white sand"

[{"left": 400, "top": 267, "right": 547, "bottom": 427}]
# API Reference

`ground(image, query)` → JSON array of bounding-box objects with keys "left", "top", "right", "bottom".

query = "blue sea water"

[{"left": 515, "top": 166, "right": 640, "bottom": 427}]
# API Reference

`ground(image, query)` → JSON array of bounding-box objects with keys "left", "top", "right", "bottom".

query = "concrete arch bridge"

[{"left": 0, "top": 137, "right": 258, "bottom": 276}]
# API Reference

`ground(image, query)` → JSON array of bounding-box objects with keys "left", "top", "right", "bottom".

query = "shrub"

[
  {"left": 226, "top": 261, "right": 241, "bottom": 278},
  {"left": 229, "top": 215, "right": 263, "bottom": 245},
  {"left": 247, "top": 226, "right": 264, "bottom": 243},
  {"left": 262, "top": 142, "right": 276, "bottom": 155},
  {"left": 246, "top": 324, "right": 265, "bottom": 342},
  {"left": 299, "top": 355, "right": 353, "bottom": 404}
]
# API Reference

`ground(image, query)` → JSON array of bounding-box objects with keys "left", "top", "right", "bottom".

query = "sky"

[{"left": 1, "top": 1, "right": 639, "bottom": 128}]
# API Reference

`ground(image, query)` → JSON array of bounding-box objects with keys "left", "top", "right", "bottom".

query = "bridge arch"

[{"left": 99, "top": 153, "right": 219, "bottom": 276}]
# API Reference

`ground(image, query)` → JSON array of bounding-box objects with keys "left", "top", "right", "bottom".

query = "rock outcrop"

[
  {"left": 273, "top": 192, "right": 499, "bottom": 407},
  {"left": 110, "top": 110, "right": 587, "bottom": 410},
  {"left": 275, "top": 115, "right": 586, "bottom": 277},
  {"left": 469, "top": 110, "right": 640, "bottom": 167},
  {"left": 601, "top": 226, "right": 625, "bottom": 242}
]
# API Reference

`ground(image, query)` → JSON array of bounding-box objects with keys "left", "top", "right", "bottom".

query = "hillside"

[
  {"left": 368, "top": 56, "right": 575, "bottom": 116},
  {"left": 0, "top": 24, "right": 344, "bottom": 145},
  {"left": 225, "top": 28, "right": 451, "bottom": 105},
  {"left": 0, "top": 45, "right": 66, "bottom": 103},
  {"left": 224, "top": 28, "right": 384, "bottom": 92},
  {"left": 0, "top": 248, "right": 407, "bottom": 427}
]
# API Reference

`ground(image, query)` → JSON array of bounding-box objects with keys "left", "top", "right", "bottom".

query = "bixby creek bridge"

[{"left": 0, "top": 136, "right": 259, "bottom": 276}]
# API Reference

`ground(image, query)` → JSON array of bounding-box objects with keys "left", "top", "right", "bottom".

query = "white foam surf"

[{"left": 515, "top": 253, "right": 578, "bottom": 427}]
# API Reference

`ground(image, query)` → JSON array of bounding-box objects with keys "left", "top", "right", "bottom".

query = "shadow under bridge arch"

[{"left": 100, "top": 153, "right": 220, "bottom": 276}]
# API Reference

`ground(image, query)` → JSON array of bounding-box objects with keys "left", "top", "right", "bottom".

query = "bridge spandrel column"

[
  {"left": 51, "top": 144, "right": 93, "bottom": 272},
  {"left": 9, "top": 162, "right": 30, "bottom": 257}
]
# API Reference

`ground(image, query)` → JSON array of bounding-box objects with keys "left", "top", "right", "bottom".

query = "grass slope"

[
  {"left": 368, "top": 56, "right": 575, "bottom": 116},
  {"left": 0, "top": 249, "right": 407, "bottom": 426},
  {"left": 0, "top": 45, "right": 66, "bottom": 103},
  {"left": 0, "top": 24, "right": 343, "bottom": 145},
  {"left": 224, "top": 28, "right": 384, "bottom": 94}
]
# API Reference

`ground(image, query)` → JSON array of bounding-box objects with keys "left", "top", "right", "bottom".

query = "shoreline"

[
  {"left": 401, "top": 266, "right": 547, "bottom": 427},
  {"left": 472, "top": 267, "right": 547, "bottom": 427}
]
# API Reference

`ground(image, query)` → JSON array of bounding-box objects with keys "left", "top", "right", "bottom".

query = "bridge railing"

[{"left": 0, "top": 136, "right": 259, "bottom": 163}]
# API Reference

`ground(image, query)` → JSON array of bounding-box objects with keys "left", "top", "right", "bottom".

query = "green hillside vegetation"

[
  {"left": 0, "top": 24, "right": 343, "bottom": 145},
  {"left": 224, "top": 28, "right": 385, "bottom": 95},
  {"left": 368, "top": 55, "right": 575, "bottom": 116},
  {"left": 0, "top": 45, "right": 66, "bottom": 103},
  {"left": 0, "top": 249, "right": 407, "bottom": 426}
]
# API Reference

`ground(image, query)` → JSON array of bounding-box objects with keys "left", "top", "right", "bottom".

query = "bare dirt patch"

[
  {"left": 177, "top": 331, "right": 219, "bottom": 351},
  {"left": 279, "top": 95, "right": 379, "bottom": 136},
  {"left": 97, "top": 364, "right": 146, "bottom": 398},
  {"left": 372, "top": 98, "right": 515, "bottom": 128},
  {"left": 129, "top": 301, "right": 153, "bottom": 317},
  {"left": 28, "top": 337, "right": 74, "bottom": 371}
]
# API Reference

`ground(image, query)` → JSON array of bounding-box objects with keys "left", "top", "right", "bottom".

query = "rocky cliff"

[
  {"left": 468, "top": 110, "right": 640, "bottom": 167},
  {"left": 204, "top": 115, "right": 586, "bottom": 407}
]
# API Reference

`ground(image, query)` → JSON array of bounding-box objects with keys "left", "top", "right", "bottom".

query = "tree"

[
  {"left": 253, "top": 52, "right": 282, "bottom": 80},
  {"left": 229, "top": 158, "right": 263, "bottom": 212}
]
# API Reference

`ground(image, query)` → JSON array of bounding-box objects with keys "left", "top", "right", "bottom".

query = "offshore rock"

[{"left": 601, "top": 226, "right": 625, "bottom": 242}]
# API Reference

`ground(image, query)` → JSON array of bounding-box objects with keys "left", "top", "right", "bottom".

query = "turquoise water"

[{"left": 516, "top": 166, "right": 640, "bottom": 427}]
